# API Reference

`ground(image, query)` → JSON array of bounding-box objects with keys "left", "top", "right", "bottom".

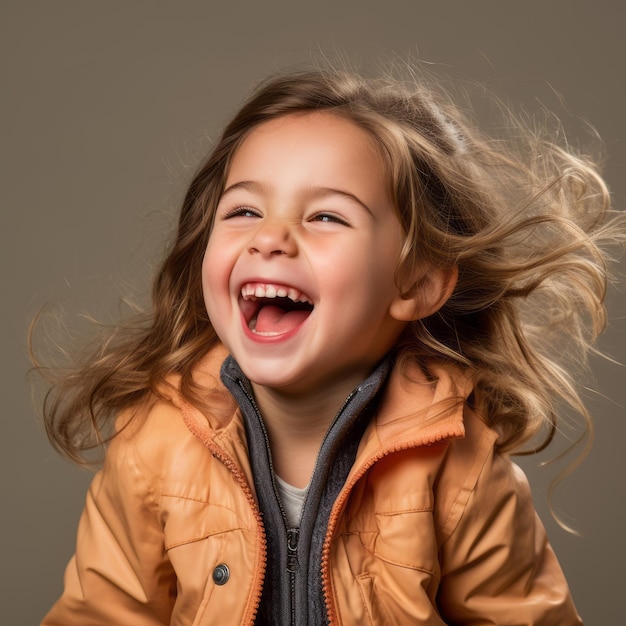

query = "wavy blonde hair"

[{"left": 32, "top": 67, "right": 622, "bottom": 470}]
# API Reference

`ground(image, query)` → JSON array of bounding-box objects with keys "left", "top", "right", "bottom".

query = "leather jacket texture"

[{"left": 42, "top": 345, "right": 582, "bottom": 625}]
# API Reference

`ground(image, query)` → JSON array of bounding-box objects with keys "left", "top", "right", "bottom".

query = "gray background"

[{"left": 2, "top": 1, "right": 624, "bottom": 624}]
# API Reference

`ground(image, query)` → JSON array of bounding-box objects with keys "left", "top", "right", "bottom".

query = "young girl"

[{"left": 37, "top": 67, "right": 620, "bottom": 625}]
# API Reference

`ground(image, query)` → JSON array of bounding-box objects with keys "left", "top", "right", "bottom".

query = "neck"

[{"left": 251, "top": 376, "right": 364, "bottom": 488}]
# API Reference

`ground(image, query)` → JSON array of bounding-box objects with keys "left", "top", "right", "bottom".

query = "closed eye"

[
  {"left": 310, "top": 212, "right": 350, "bottom": 226},
  {"left": 223, "top": 206, "right": 261, "bottom": 219}
]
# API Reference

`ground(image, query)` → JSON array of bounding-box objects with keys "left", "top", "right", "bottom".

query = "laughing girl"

[{"left": 38, "top": 68, "right": 622, "bottom": 625}]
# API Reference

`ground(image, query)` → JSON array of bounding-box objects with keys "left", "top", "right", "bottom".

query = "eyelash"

[
  {"left": 223, "top": 206, "right": 260, "bottom": 219},
  {"left": 310, "top": 212, "right": 350, "bottom": 226},
  {"left": 221, "top": 207, "right": 350, "bottom": 226}
]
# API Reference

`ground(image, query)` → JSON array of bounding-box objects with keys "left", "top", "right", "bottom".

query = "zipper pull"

[{"left": 286, "top": 528, "right": 299, "bottom": 573}]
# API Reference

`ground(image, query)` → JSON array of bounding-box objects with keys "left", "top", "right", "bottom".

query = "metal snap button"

[{"left": 212, "top": 563, "right": 230, "bottom": 585}]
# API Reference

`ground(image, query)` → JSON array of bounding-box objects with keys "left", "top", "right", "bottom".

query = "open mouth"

[{"left": 240, "top": 282, "right": 314, "bottom": 336}]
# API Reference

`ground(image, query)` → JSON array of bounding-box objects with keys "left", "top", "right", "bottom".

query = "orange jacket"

[{"left": 42, "top": 347, "right": 582, "bottom": 625}]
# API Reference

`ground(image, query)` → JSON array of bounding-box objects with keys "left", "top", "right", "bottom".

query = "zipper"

[
  {"left": 235, "top": 373, "right": 397, "bottom": 624},
  {"left": 286, "top": 528, "right": 299, "bottom": 572},
  {"left": 236, "top": 380, "right": 298, "bottom": 624},
  {"left": 180, "top": 402, "right": 268, "bottom": 625},
  {"left": 237, "top": 379, "right": 359, "bottom": 625},
  {"left": 236, "top": 380, "right": 292, "bottom": 525},
  {"left": 321, "top": 429, "right": 462, "bottom": 623},
  {"left": 287, "top": 528, "right": 300, "bottom": 625}
]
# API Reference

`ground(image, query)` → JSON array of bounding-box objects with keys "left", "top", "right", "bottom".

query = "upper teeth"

[{"left": 241, "top": 283, "right": 312, "bottom": 304}]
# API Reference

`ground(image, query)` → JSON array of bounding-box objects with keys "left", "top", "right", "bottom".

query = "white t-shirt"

[{"left": 275, "top": 475, "right": 309, "bottom": 528}]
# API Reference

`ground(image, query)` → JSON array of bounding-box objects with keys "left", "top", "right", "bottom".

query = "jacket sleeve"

[
  {"left": 41, "top": 423, "right": 177, "bottom": 626},
  {"left": 437, "top": 449, "right": 583, "bottom": 626}
]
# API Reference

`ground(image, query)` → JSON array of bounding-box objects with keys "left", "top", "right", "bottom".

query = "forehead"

[{"left": 225, "top": 112, "right": 388, "bottom": 195}]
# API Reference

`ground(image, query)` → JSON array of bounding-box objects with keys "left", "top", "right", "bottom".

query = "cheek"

[
  {"left": 315, "top": 234, "right": 399, "bottom": 297},
  {"left": 201, "top": 247, "right": 213, "bottom": 293},
  {"left": 202, "top": 234, "right": 230, "bottom": 286},
  {"left": 201, "top": 246, "right": 225, "bottom": 318}
]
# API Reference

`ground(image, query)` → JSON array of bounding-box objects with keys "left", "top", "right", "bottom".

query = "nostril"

[{"left": 247, "top": 245, "right": 288, "bottom": 256}]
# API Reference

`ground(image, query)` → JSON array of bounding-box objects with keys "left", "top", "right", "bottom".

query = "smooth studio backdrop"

[{"left": 2, "top": 2, "right": 624, "bottom": 624}]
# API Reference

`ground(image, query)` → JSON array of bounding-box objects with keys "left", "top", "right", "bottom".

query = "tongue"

[{"left": 254, "top": 304, "right": 310, "bottom": 335}]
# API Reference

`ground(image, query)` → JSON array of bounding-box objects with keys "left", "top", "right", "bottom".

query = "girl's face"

[{"left": 202, "top": 112, "right": 411, "bottom": 396}]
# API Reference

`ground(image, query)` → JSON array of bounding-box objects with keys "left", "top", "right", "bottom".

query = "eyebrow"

[{"left": 220, "top": 180, "right": 374, "bottom": 216}]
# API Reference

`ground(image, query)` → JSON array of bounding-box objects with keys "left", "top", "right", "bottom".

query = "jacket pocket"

[
  {"left": 162, "top": 497, "right": 256, "bottom": 626},
  {"left": 360, "top": 508, "right": 440, "bottom": 576},
  {"left": 338, "top": 508, "right": 442, "bottom": 623}
]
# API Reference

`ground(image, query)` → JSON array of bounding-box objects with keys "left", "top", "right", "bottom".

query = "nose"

[{"left": 247, "top": 218, "right": 297, "bottom": 257}]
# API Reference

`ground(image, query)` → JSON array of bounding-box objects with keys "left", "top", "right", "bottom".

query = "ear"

[{"left": 389, "top": 265, "right": 458, "bottom": 322}]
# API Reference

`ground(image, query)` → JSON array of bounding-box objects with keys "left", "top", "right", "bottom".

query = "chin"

[{"left": 248, "top": 372, "right": 303, "bottom": 392}]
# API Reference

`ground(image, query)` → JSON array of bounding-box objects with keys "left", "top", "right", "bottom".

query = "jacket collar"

[
  {"left": 179, "top": 345, "right": 472, "bottom": 473},
  {"left": 378, "top": 359, "right": 470, "bottom": 444}
]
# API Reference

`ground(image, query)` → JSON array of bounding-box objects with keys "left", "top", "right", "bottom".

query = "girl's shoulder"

[
  {"left": 108, "top": 344, "right": 237, "bottom": 481},
  {"left": 435, "top": 404, "right": 534, "bottom": 544}
]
